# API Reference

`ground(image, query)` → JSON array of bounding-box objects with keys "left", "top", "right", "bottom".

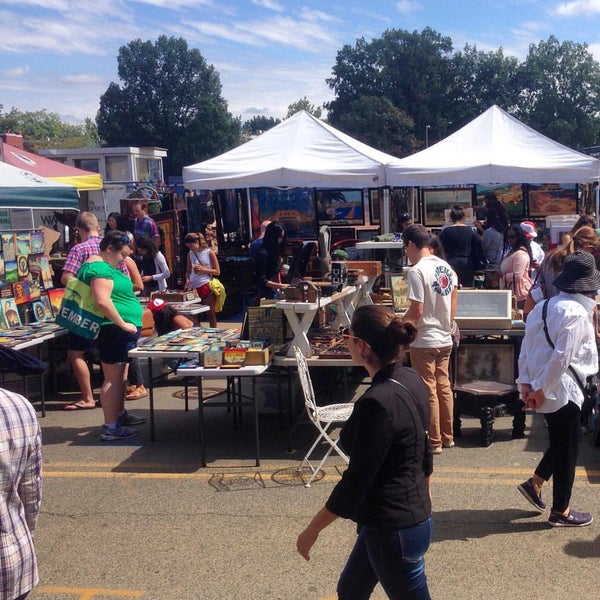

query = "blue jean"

[{"left": 337, "top": 517, "right": 432, "bottom": 600}]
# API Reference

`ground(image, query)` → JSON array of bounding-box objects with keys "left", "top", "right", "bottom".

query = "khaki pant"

[{"left": 409, "top": 345, "right": 453, "bottom": 449}]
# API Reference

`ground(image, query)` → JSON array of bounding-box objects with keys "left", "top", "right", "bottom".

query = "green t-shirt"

[{"left": 78, "top": 260, "right": 143, "bottom": 327}]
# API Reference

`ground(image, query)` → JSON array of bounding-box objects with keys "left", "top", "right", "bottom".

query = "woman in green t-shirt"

[{"left": 78, "top": 231, "right": 145, "bottom": 442}]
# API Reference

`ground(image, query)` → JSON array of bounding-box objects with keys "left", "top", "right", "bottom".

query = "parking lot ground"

[{"left": 25, "top": 371, "right": 600, "bottom": 600}]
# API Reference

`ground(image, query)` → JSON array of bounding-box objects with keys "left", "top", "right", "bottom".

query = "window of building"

[
  {"left": 74, "top": 158, "right": 100, "bottom": 173},
  {"left": 136, "top": 157, "right": 163, "bottom": 182},
  {"left": 105, "top": 156, "right": 128, "bottom": 181}
]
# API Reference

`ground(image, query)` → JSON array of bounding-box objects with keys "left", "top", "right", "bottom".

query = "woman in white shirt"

[
  {"left": 136, "top": 236, "right": 170, "bottom": 296},
  {"left": 185, "top": 232, "right": 220, "bottom": 327}
]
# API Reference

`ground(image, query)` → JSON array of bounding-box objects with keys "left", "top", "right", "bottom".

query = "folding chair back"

[{"left": 293, "top": 346, "right": 354, "bottom": 487}]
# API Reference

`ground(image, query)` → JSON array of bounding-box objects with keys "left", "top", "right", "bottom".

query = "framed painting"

[
  {"left": 475, "top": 184, "right": 525, "bottom": 221},
  {"left": 454, "top": 341, "right": 516, "bottom": 387},
  {"left": 251, "top": 187, "right": 317, "bottom": 240},
  {"left": 422, "top": 187, "right": 474, "bottom": 226},
  {"left": 369, "top": 189, "right": 380, "bottom": 225},
  {"left": 154, "top": 213, "right": 175, "bottom": 276},
  {"left": 316, "top": 189, "right": 365, "bottom": 227},
  {"left": 390, "top": 275, "right": 410, "bottom": 312},
  {"left": 527, "top": 184, "right": 577, "bottom": 217}
]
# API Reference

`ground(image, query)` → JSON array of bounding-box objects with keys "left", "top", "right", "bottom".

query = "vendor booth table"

[
  {"left": 275, "top": 285, "right": 359, "bottom": 357},
  {"left": 0, "top": 323, "right": 68, "bottom": 417},
  {"left": 129, "top": 341, "right": 269, "bottom": 467}
]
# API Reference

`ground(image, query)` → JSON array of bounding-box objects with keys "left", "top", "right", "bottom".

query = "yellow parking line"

[{"left": 36, "top": 585, "right": 144, "bottom": 598}]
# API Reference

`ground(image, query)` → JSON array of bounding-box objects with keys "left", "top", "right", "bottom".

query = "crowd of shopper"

[{"left": 6, "top": 197, "right": 600, "bottom": 599}]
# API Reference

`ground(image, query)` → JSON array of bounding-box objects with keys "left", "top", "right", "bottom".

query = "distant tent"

[
  {"left": 0, "top": 142, "right": 103, "bottom": 191},
  {"left": 0, "top": 161, "right": 79, "bottom": 209},
  {"left": 386, "top": 105, "right": 600, "bottom": 185},
  {"left": 183, "top": 110, "right": 400, "bottom": 189}
]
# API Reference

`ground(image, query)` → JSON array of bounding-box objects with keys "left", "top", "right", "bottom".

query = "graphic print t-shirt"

[{"left": 406, "top": 255, "right": 457, "bottom": 348}]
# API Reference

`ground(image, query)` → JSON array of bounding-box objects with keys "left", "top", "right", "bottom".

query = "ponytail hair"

[{"left": 351, "top": 305, "right": 417, "bottom": 364}]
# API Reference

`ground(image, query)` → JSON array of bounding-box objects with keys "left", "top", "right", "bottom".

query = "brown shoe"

[{"left": 126, "top": 385, "right": 147, "bottom": 400}]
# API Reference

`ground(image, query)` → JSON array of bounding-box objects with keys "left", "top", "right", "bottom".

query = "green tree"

[
  {"left": 515, "top": 36, "right": 600, "bottom": 148},
  {"left": 242, "top": 115, "right": 281, "bottom": 140},
  {"left": 326, "top": 28, "right": 454, "bottom": 152},
  {"left": 449, "top": 44, "right": 520, "bottom": 127},
  {"left": 286, "top": 97, "right": 322, "bottom": 118},
  {"left": 0, "top": 107, "right": 99, "bottom": 149},
  {"left": 96, "top": 35, "right": 240, "bottom": 177},
  {"left": 335, "top": 96, "right": 416, "bottom": 156}
]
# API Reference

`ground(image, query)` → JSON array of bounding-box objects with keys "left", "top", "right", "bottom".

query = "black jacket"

[{"left": 326, "top": 362, "right": 433, "bottom": 530}]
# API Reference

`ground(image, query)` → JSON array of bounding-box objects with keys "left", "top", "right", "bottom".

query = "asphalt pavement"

[{"left": 24, "top": 364, "right": 600, "bottom": 600}]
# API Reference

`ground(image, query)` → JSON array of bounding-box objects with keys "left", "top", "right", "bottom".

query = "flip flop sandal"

[
  {"left": 63, "top": 401, "right": 97, "bottom": 411},
  {"left": 126, "top": 386, "right": 148, "bottom": 400}
]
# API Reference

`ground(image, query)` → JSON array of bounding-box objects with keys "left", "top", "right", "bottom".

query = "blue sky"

[{"left": 1, "top": 0, "right": 600, "bottom": 125}]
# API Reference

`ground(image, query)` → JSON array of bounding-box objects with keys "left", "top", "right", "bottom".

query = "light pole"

[{"left": 425, "top": 124, "right": 431, "bottom": 148}]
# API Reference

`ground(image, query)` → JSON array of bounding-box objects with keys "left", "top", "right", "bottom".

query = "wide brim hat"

[
  {"left": 148, "top": 297, "right": 168, "bottom": 313},
  {"left": 553, "top": 251, "right": 600, "bottom": 293}
]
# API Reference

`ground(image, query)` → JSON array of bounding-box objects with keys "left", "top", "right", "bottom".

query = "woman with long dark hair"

[
  {"left": 499, "top": 223, "right": 533, "bottom": 306},
  {"left": 297, "top": 304, "right": 433, "bottom": 599},
  {"left": 254, "top": 221, "right": 288, "bottom": 300}
]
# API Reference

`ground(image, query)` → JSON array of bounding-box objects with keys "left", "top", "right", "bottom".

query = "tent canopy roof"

[
  {"left": 0, "top": 161, "right": 80, "bottom": 209},
  {"left": 386, "top": 105, "right": 600, "bottom": 185},
  {"left": 1, "top": 142, "right": 103, "bottom": 191},
  {"left": 183, "top": 111, "right": 401, "bottom": 189}
]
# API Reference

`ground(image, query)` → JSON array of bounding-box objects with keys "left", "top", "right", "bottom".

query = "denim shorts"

[
  {"left": 96, "top": 324, "right": 141, "bottom": 364},
  {"left": 68, "top": 332, "right": 95, "bottom": 352}
]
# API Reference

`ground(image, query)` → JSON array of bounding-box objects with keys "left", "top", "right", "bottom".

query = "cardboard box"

[
  {"left": 244, "top": 346, "right": 271, "bottom": 366},
  {"left": 345, "top": 260, "right": 382, "bottom": 278}
]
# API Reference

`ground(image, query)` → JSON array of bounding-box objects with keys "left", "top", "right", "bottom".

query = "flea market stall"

[{"left": 0, "top": 162, "right": 80, "bottom": 413}]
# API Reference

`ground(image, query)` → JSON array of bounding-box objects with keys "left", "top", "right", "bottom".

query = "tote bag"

[{"left": 55, "top": 277, "right": 104, "bottom": 339}]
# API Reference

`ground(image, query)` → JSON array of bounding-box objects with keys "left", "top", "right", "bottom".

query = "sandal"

[{"left": 126, "top": 385, "right": 147, "bottom": 400}]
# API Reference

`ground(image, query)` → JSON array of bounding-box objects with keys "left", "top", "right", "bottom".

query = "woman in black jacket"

[{"left": 297, "top": 304, "right": 433, "bottom": 600}]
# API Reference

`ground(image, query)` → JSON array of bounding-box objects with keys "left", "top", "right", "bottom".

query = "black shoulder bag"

[{"left": 541, "top": 300, "right": 599, "bottom": 422}]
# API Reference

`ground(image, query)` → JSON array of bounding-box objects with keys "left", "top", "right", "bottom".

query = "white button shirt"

[{"left": 517, "top": 291, "right": 598, "bottom": 413}]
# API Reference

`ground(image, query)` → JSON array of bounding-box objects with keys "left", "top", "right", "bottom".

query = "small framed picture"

[
  {"left": 422, "top": 187, "right": 474, "bottom": 226},
  {"left": 369, "top": 189, "right": 380, "bottom": 225}
]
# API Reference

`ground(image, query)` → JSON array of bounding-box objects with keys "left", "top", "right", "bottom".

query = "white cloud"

[
  {"left": 552, "top": 0, "right": 600, "bottom": 16},
  {"left": 60, "top": 73, "right": 103, "bottom": 85},
  {"left": 396, "top": 0, "right": 422, "bottom": 14},
  {"left": 1, "top": 65, "right": 30, "bottom": 77},
  {"left": 252, "top": 0, "right": 284, "bottom": 11},
  {"left": 185, "top": 12, "right": 339, "bottom": 53}
]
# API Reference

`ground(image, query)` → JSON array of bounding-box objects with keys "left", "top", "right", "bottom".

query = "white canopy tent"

[
  {"left": 386, "top": 105, "right": 600, "bottom": 186},
  {"left": 183, "top": 110, "right": 401, "bottom": 189}
]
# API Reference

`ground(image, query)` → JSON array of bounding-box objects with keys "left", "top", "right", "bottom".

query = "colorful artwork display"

[
  {"left": 476, "top": 184, "right": 525, "bottom": 220},
  {"left": 528, "top": 184, "right": 577, "bottom": 216},
  {"left": 316, "top": 189, "right": 365, "bottom": 227},
  {"left": 251, "top": 187, "right": 317, "bottom": 239}
]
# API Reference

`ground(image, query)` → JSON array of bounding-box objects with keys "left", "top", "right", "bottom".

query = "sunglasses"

[{"left": 340, "top": 327, "right": 370, "bottom": 346}]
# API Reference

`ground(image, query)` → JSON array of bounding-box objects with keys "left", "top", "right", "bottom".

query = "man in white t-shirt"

[{"left": 402, "top": 224, "right": 459, "bottom": 454}]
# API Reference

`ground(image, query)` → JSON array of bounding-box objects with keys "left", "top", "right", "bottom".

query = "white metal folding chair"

[{"left": 293, "top": 346, "right": 354, "bottom": 487}]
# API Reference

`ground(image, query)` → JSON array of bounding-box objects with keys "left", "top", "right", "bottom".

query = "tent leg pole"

[{"left": 382, "top": 186, "right": 390, "bottom": 234}]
